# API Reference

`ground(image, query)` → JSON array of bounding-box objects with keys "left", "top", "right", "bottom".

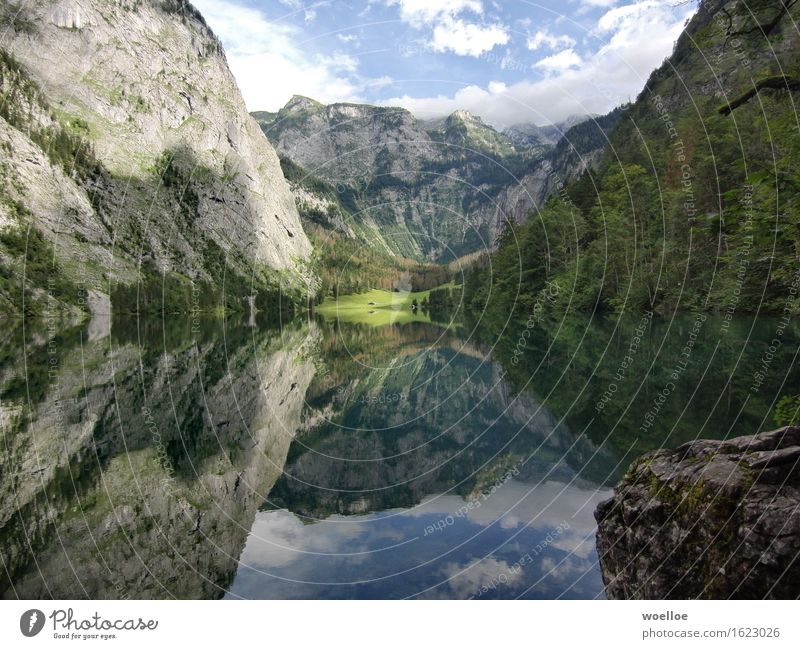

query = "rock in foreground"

[{"left": 595, "top": 427, "right": 800, "bottom": 599}]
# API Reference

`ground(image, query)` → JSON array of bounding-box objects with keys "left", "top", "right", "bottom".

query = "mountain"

[
  {"left": 256, "top": 97, "right": 599, "bottom": 262},
  {"left": 503, "top": 114, "right": 594, "bottom": 149},
  {"left": 255, "top": 95, "right": 620, "bottom": 264},
  {"left": 467, "top": 0, "right": 800, "bottom": 316},
  {"left": 0, "top": 0, "right": 311, "bottom": 317},
  {"left": 255, "top": 97, "right": 526, "bottom": 261},
  {"left": 270, "top": 324, "right": 609, "bottom": 519},
  {"left": 438, "top": 109, "right": 518, "bottom": 157},
  {"left": 491, "top": 106, "right": 627, "bottom": 229}
]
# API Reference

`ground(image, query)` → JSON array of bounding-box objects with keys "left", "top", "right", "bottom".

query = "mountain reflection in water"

[{"left": 1, "top": 313, "right": 796, "bottom": 599}]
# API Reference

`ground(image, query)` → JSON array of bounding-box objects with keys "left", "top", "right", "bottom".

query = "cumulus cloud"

[
  {"left": 438, "top": 557, "right": 523, "bottom": 599},
  {"left": 534, "top": 48, "right": 583, "bottom": 73},
  {"left": 388, "top": 0, "right": 509, "bottom": 58},
  {"left": 581, "top": 0, "right": 620, "bottom": 7},
  {"left": 193, "top": 0, "right": 695, "bottom": 125},
  {"left": 526, "top": 29, "right": 576, "bottom": 51},
  {"left": 383, "top": 0, "right": 696, "bottom": 127},
  {"left": 432, "top": 18, "right": 510, "bottom": 57},
  {"left": 408, "top": 479, "right": 611, "bottom": 558},
  {"left": 387, "top": 0, "right": 484, "bottom": 26}
]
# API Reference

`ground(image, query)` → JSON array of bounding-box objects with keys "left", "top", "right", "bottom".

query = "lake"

[{"left": 1, "top": 308, "right": 797, "bottom": 598}]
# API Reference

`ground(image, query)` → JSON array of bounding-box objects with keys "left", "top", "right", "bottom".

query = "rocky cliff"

[
  {"left": 0, "top": 0, "right": 311, "bottom": 316},
  {"left": 595, "top": 427, "right": 800, "bottom": 599}
]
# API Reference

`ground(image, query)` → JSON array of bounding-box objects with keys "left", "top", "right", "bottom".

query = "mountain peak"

[
  {"left": 283, "top": 94, "right": 324, "bottom": 112},
  {"left": 447, "top": 109, "right": 481, "bottom": 124}
]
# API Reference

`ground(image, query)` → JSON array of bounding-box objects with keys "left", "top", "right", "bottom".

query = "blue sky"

[{"left": 192, "top": 0, "right": 698, "bottom": 127}]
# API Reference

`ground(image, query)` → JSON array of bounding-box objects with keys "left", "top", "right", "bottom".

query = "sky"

[{"left": 192, "top": 0, "right": 698, "bottom": 128}]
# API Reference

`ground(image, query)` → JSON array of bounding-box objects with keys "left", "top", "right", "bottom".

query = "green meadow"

[{"left": 315, "top": 283, "right": 459, "bottom": 326}]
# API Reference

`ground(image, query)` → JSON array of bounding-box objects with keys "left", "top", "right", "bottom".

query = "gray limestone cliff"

[{"left": 0, "top": 0, "right": 311, "bottom": 316}]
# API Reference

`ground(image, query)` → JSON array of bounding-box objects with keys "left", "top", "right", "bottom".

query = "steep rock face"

[
  {"left": 595, "top": 427, "right": 800, "bottom": 599},
  {"left": 639, "top": 0, "right": 799, "bottom": 114},
  {"left": 0, "top": 0, "right": 310, "bottom": 314}
]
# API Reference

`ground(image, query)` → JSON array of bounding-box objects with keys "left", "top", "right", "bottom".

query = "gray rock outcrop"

[
  {"left": 259, "top": 98, "right": 521, "bottom": 261},
  {"left": 595, "top": 426, "right": 800, "bottom": 598}
]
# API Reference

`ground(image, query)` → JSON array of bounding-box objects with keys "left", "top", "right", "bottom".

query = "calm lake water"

[{"left": 1, "top": 310, "right": 797, "bottom": 599}]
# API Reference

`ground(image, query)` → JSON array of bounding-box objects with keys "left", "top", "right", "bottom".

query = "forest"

[{"left": 462, "top": 1, "right": 800, "bottom": 320}]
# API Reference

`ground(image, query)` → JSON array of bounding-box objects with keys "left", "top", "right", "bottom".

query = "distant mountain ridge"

[
  {"left": 503, "top": 114, "right": 595, "bottom": 149},
  {"left": 254, "top": 96, "right": 622, "bottom": 262}
]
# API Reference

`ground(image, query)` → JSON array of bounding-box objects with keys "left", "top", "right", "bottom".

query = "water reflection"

[
  {"left": 229, "top": 479, "right": 607, "bottom": 599},
  {"left": 1, "top": 316, "right": 316, "bottom": 598},
  {"left": 0, "top": 312, "right": 796, "bottom": 599}
]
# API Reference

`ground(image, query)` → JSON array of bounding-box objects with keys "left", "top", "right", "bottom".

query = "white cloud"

[
  {"left": 432, "top": 18, "right": 510, "bottom": 57},
  {"left": 277, "top": 0, "right": 321, "bottom": 23},
  {"left": 409, "top": 480, "right": 611, "bottom": 558},
  {"left": 526, "top": 29, "right": 576, "bottom": 51},
  {"left": 534, "top": 48, "right": 582, "bottom": 73},
  {"left": 239, "top": 509, "right": 382, "bottom": 570},
  {"left": 192, "top": 0, "right": 386, "bottom": 110},
  {"left": 582, "top": 0, "right": 619, "bottom": 6},
  {"left": 387, "top": 0, "right": 508, "bottom": 58},
  {"left": 318, "top": 51, "right": 359, "bottom": 73},
  {"left": 596, "top": 0, "right": 659, "bottom": 31},
  {"left": 363, "top": 75, "right": 395, "bottom": 90},
  {"left": 387, "top": 0, "right": 483, "bottom": 26},
  {"left": 383, "top": 1, "right": 696, "bottom": 127},
  {"left": 438, "top": 557, "right": 523, "bottom": 599},
  {"left": 235, "top": 477, "right": 609, "bottom": 597}
]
